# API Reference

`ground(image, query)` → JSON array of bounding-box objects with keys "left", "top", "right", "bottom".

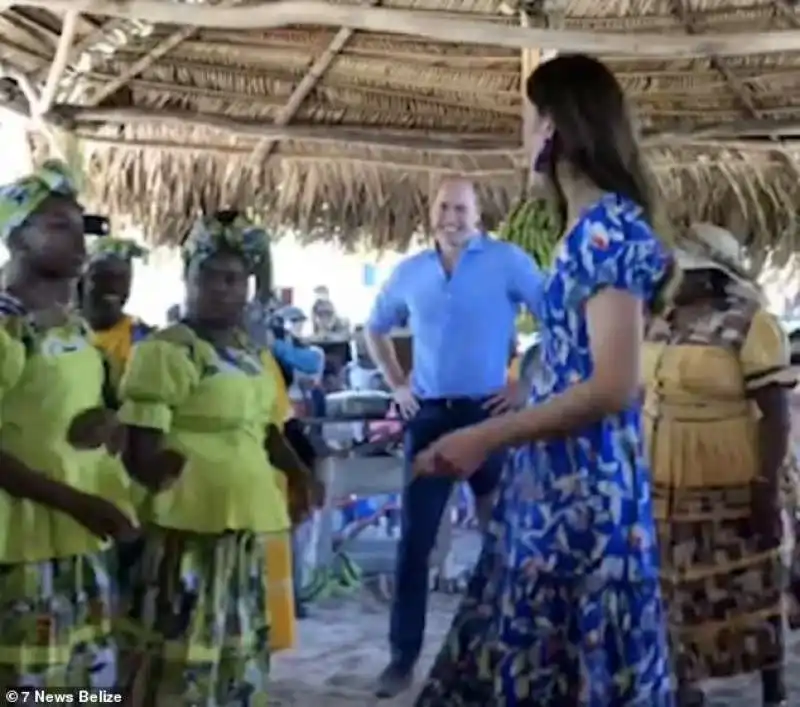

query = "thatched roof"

[{"left": 2, "top": 0, "right": 800, "bottom": 257}]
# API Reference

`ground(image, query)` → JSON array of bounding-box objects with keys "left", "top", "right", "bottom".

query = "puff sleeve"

[
  {"left": 739, "top": 309, "right": 796, "bottom": 392},
  {"left": 0, "top": 324, "right": 26, "bottom": 425},
  {"left": 564, "top": 198, "right": 673, "bottom": 306},
  {"left": 118, "top": 339, "right": 199, "bottom": 431}
]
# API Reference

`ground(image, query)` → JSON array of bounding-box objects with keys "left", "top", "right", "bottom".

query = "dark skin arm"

[
  {"left": 122, "top": 426, "right": 184, "bottom": 491},
  {"left": 265, "top": 423, "right": 322, "bottom": 523},
  {"left": 0, "top": 450, "right": 137, "bottom": 540},
  {"left": 751, "top": 384, "right": 792, "bottom": 545},
  {"left": 0, "top": 450, "right": 92, "bottom": 510}
]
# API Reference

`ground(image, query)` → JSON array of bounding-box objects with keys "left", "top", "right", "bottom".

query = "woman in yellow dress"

[
  {"left": 643, "top": 223, "right": 798, "bottom": 707},
  {"left": 80, "top": 235, "right": 152, "bottom": 377},
  {"left": 117, "top": 210, "right": 313, "bottom": 705},
  {"left": 0, "top": 161, "right": 137, "bottom": 687}
]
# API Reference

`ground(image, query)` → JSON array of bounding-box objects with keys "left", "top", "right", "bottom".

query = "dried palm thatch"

[{"left": 1, "top": 0, "right": 800, "bottom": 260}]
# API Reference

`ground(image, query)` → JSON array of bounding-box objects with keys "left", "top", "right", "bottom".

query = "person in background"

[
  {"left": 0, "top": 161, "right": 137, "bottom": 687},
  {"left": 312, "top": 294, "right": 349, "bottom": 338},
  {"left": 79, "top": 234, "right": 154, "bottom": 597},
  {"left": 116, "top": 211, "right": 314, "bottom": 705},
  {"left": 80, "top": 236, "right": 152, "bottom": 382},
  {"left": 365, "top": 176, "right": 545, "bottom": 698},
  {"left": 411, "top": 55, "right": 675, "bottom": 705},
  {"left": 643, "top": 223, "right": 797, "bottom": 707},
  {"left": 347, "top": 324, "right": 387, "bottom": 391},
  {"left": 278, "top": 304, "right": 308, "bottom": 339}
]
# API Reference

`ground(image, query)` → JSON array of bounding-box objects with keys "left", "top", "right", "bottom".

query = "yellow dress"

[
  {"left": 116, "top": 325, "right": 288, "bottom": 705},
  {"left": 260, "top": 348, "right": 297, "bottom": 652},
  {"left": 0, "top": 312, "right": 135, "bottom": 686},
  {"left": 642, "top": 307, "right": 797, "bottom": 683}
]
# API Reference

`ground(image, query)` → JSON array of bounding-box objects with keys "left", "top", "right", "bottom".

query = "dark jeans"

[{"left": 389, "top": 398, "right": 505, "bottom": 669}]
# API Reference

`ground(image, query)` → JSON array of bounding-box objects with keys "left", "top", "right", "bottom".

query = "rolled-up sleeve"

[
  {"left": 506, "top": 243, "right": 546, "bottom": 320},
  {"left": 118, "top": 340, "right": 199, "bottom": 431},
  {"left": 367, "top": 263, "right": 408, "bottom": 335}
]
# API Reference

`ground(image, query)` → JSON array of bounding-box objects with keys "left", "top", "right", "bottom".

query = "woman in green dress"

[
  {"left": 117, "top": 211, "right": 300, "bottom": 705},
  {"left": 0, "top": 160, "right": 137, "bottom": 688}
]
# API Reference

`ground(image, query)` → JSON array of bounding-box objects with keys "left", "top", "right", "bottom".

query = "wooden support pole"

[
  {"left": 519, "top": 11, "right": 540, "bottom": 193},
  {"left": 38, "top": 9, "right": 79, "bottom": 114}
]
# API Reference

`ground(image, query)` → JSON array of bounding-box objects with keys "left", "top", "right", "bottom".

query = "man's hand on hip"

[
  {"left": 483, "top": 380, "right": 526, "bottom": 416},
  {"left": 392, "top": 383, "right": 420, "bottom": 419}
]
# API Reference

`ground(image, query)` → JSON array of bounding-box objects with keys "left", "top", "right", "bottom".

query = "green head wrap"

[
  {"left": 0, "top": 159, "right": 78, "bottom": 244},
  {"left": 182, "top": 211, "right": 271, "bottom": 276}
]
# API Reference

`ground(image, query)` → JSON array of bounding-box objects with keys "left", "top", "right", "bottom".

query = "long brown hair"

[{"left": 526, "top": 54, "right": 655, "bottom": 228}]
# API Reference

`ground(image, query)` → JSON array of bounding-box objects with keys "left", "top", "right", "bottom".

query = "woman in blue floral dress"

[{"left": 413, "top": 55, "right": 678, "bottom": 706}]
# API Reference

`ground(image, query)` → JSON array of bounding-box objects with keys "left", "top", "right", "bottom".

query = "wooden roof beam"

[
  {"left": 670, "top": 0, "right": 763, "bottom": 121},
  {"left": 249, "top": 0, "right": 381, "bottom": 167},
  {"left": 84, "top": 0, "right": 245, "bottom": 107},
  {"left": 4, "top": 0, "right": 800, "bottom": 58},
  {"left": 10, "top": 101, "right": 800, "bottom": 152}
]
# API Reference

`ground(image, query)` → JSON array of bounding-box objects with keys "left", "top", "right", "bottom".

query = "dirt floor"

[{"left": 269, "top": 392, "right": 800, "bottom": 706}]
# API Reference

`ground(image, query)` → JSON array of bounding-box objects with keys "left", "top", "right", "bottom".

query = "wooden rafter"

[
  {"left": 85, "top": 25, "right": 195, "bottom": 106},
  {"left": 85, "top": 0, "right": 245, "bottom": 107},
  {"left": 40, "top": 103, "right": 519, "bottom": 153},
  {"left": 249, "top": 0, "right": 380, "bottom": 166},
  {"left": 5, "top": 0, "right": 800, "bottom": 58},
  {"left": 670, "top": 0, "right": 763, "bottom": 121},
  {"left": 519, "top": 10, "right": 539, "bottom": 191},
  {"left": 38, "top": 9, "right": 78, "bottom": 113},
  {"left": 8, "top": 102, "right": 800, "bottom": 153}
]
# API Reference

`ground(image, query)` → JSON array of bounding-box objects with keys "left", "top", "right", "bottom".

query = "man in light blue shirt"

[{"left": 365, "top": 178, "right": 544, "bottom": 697}]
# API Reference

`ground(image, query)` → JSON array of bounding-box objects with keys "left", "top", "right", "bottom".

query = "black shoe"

[{"left": 375, "top": 661, "right": 413, "bottom": 699}]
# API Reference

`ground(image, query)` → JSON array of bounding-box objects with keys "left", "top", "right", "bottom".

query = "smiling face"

[
  {"left": 82, "top": 258, "right": 132, "bottom": 330},
  {"left": 430, "top": 178, "right": 480, "bottom": 252}
]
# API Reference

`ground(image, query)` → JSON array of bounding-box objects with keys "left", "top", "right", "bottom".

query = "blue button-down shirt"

[{"left": 367, "top": 235, "right": 544, "bottom": 399}]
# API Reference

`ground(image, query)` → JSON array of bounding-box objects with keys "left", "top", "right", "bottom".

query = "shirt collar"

[{"left": 429, "top": 232, "right": 485, "bottom": 258}]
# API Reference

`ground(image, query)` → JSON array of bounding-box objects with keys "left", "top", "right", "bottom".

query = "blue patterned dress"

[{"left": 415, "top": 194, "right": 675, "bottom": 707}]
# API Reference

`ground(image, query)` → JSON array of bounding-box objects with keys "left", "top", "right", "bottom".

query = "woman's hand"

[
  {"left": 413, "top": 426, "right": 492, "bottom": 480},
  {"left": 130, "top": 449, "right": 184, "bottom": 492},
  {"left": 122, "top": 427, "right": 185, "bottom": 492},
  {"left": 287, "top": 475, "right": 315, "bottom": 525},
  {"left": 750, "top": 476, "right": 782, "bottom": 549},
  {"left": 67, "top": 491, "right": 139, "bottom": 542},
  {"left": 67, "top": 407, "right": 122, "bottom": 451}
]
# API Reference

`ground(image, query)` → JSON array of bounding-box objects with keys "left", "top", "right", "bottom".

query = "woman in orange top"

[
  {"left": 79, "top": 236, "right": 153, "bottom": 378},
  {"left": 79, "top": 235, "right": 153, "bottom": 592}
]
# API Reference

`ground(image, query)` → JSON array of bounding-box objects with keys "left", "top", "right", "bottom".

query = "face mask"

[{"left": 532, "top": 134, "right": 554, "bottom": 175}]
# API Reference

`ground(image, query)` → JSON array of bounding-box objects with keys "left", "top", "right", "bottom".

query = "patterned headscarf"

[
  {"left": 86, "top": 237, "right": 148, "bottom": 269},
  {"left": 0, "top": 159, "right": 78, "bottom": 244},
  {"left": 182, "top": 212, "right": 270, "bottom": 275}
]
